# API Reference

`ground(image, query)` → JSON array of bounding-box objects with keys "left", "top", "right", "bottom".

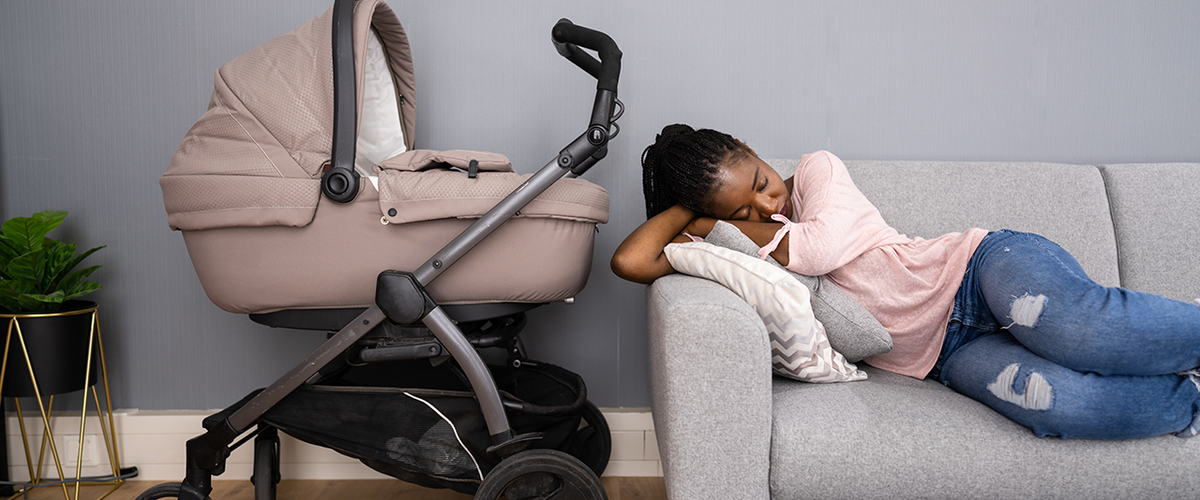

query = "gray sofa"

[{"left": 647, "top": 158, "right": 1200, "bottom": 499}]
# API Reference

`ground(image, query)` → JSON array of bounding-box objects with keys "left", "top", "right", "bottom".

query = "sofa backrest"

[
  {"left": 1101, "top": 163, "right": 1200, "bottom": 302},
  {"left": 766, "top": 159, "right": 1121, "bottom": 287}
]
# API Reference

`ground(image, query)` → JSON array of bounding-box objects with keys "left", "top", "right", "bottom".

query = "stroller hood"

[{"left": 162, "top": 0, "right": 415, "bottom": 231}]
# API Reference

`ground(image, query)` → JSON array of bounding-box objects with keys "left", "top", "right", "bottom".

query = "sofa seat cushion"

[{"left": 769, "top": 366, "right": 1198, "bottom": 499}]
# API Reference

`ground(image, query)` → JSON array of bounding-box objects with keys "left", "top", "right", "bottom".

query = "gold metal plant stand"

[{"left": 0, "top": 306, "right": 128, "bottom": 500}]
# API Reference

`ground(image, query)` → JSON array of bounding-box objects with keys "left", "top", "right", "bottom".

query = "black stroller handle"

[
  {"left": 322, "top": 0, "right": 361, "bottom": 203},
  {"left": 552, "top": 19, "right": 622, "bottom": 176},
  {"left": 552, "top": 19, "right": 622, "bottom": 94}
]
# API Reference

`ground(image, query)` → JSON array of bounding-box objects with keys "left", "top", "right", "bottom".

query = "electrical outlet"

[{"left": 61, "top": 435, "right": 100, "bottom": 467}]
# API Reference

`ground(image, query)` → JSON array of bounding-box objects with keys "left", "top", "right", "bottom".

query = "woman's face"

[{"left": 705, "top": 153, "right": 792, "bottom": 222}]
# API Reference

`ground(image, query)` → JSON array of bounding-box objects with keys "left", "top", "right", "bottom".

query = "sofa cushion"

[
  {"left": 664, "top": 242, "right": 867, "bottom": 382},
  {"left": 1101, "top": 163, "right": 1200, "bottom": 303},
  {"left": 769, "top": 367, "right": 1199, "bottom": 499},
  {"left": 702, "top": 220, "right": 892, "bottom": 362}
]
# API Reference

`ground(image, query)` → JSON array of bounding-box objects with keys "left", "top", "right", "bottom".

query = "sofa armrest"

[{"left": 647, "top": 274, "right": 773, "bottom": 500}]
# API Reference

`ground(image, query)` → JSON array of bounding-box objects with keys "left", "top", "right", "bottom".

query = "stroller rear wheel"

[
  {"left": 476, "top": 449, "right": 606, "bottom": 500},
  {"left": 251, "top": 426, "right": 281, "bottom": 500},
  {"left": 134, "top": 482, "right": 211, "bottom": 500},
  {"left": 568, "top": 400, "right": 612, "bottom": 477}
]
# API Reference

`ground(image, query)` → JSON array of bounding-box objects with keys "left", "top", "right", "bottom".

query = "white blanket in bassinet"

[{"left": 356, "top": 29, "right": 408, "bottom": 189}]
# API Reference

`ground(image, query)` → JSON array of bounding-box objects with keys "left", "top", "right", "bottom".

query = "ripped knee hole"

[{"left": 987, "top": 363, "right": 1054, "bottom": 411}]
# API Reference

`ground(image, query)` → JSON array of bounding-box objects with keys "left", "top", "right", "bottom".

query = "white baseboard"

[{"left": 5, "top": 408, "right": 660, "bottom": 481}]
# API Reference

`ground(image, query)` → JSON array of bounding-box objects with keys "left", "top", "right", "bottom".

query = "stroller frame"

[{"left": 146, "top": 1, "right": 623, "bottom": 498}]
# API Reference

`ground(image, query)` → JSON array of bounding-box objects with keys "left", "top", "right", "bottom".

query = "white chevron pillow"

[{"left": 664, "top": 242, "right": 867, "bottom": 383}]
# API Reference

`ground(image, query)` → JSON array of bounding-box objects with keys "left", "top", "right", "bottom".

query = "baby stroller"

[{"left": 143, "top": 0, "right": 621, "bottom": 498}]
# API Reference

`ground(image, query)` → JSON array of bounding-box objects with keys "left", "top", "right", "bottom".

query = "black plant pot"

[{"left": 1, "top": 300, "right": 102, "bottom": 398}]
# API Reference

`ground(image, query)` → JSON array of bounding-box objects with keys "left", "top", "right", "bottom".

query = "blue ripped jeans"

[{"left": 930, "top": 230, "right": 1200, "bottom": 439}]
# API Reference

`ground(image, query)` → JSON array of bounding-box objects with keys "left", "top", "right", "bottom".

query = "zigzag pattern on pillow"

[
  {"left": 761, "top": 310, "right": 865, "bottom": 382},
  {"left": 664, "top": 241, "right": 867, "bottom": 383}
]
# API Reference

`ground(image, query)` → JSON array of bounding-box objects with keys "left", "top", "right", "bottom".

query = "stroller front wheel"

[
  {"left": 476, "top": 449, "right": 607, "bottom": 500},
  {"left": 251, "top": 426, "right": 281, "bottom": 500}
]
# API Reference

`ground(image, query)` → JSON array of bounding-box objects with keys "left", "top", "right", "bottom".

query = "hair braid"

[{"left": 640, "top": 124, "right": 751, "bottom": 219}]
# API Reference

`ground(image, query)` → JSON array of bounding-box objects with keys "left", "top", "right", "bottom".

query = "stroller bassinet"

[
  {"left": 145, "top": 0, "right": 622, "bottom": 498},
  {"left": 160, "top": 0, "right": 608, "bottom": 315}
]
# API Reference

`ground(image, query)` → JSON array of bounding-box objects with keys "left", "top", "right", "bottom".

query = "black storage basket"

[{"left": 259, "top": 358, "right": 599, "bottom": 494}]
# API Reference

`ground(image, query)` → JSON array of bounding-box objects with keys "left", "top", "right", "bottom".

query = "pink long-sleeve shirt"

[{"left": 759, "top": 151, "right": 987, "bottom": 378}]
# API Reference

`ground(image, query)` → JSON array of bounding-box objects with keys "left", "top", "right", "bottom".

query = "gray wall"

[{"left": 1, "top": 0, "right": 1197, "bottom": 410}]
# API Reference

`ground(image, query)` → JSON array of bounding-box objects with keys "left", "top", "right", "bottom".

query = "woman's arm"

[
  {"left": 611, "top": 207, "right": 792, "bottom": 284},
  {"left": 717, "top": 219, "right": 790, "bottom": 265},
  {"left": 611, "top": 205, "right": 701, "bottom": 284},
  {"left": 677, "top": 175, "right": 797, "bottom": 265}
]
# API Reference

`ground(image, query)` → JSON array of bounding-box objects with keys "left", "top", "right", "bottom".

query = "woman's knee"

[
  {"left": 975, "top": 233, "right": 1101, "bottom": 324},
  {"left": 941, "top": 333, "right": 1197, "bottom": 439}
]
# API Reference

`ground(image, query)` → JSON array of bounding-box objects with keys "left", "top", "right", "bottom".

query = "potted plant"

[{"left": 0, "top": 210, "right": 105, "bottom": 397}]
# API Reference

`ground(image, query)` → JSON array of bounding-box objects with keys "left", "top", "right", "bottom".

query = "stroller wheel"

[
  {"left": 134, "top": 482, "right": 212, "bottom": 500},
  {"left": 476, "top": 449, "right": 607, "bottom": 500},
  {"left": 566, "top": 399, "right": 612, "bottom": 477},
  {"left": 251, "top": 426, "right": 281, "bottom": 500}
]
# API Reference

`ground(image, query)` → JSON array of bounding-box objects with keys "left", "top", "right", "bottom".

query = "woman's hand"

[{"left": 612, "top": 205, "right": 705, "bottom": 284}]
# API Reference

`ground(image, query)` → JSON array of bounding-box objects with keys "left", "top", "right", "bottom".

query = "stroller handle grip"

[{"left": 552, "top": 19, "right": 622, "bottom": 94}]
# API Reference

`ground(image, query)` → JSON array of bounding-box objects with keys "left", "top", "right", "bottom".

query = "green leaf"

[
  {"left": 63, "top": 280, "right": 101, "bottom": 301},
  {"left": 48, "top": 245, "right": 104, "bottom": 291},
  {"left": 0, "top": 210, "right": 66, "bottom": 255},
  {"left": 58, "top": 265, "right": 101, "bottom": 297},
  {"left": 5, "top": 251, "right": 46, "bottom": 288},
  {"left": 41, "top": 240, "right": 70, "bottom": 279},
  {"left": 0, "top": 281, "right": 25, "bottom": 312},
  {"left": 1, "top": 219, "right": 43, "bottom": 255},
  {"left": 44, "top": 241, "right": 74, "bottom": 289},
  {"left": 33, "top": 210, "right": 69, "bottom": 230},
  {"left": 18, "top": 290, "right": 65, "bottom": 312},
  {"left": 0, "top": 298, "right": 19, "bottom": 313},
  {"left": 0, "top": 238, "right": 20, "bottom": 268}
]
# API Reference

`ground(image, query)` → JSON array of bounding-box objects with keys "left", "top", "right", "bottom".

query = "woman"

[{"left": 612, "top": 123, "right": 1200, "bottom": 440}]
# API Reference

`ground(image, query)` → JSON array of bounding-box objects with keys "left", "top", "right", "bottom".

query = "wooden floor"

[{"left": 11, "top": 478, "right": 667, "bottom": 500}]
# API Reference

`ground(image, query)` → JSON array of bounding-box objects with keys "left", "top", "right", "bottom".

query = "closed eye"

[{"left": 725, "top": 167, "right": 763, "bottom": 221}]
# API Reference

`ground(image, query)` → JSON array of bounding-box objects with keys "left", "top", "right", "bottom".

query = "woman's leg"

[
  {"left": 941, "top": 332, "right": 1199, "bottom": 439},
  {"left": 975, "top": 230, "right": 1200, "bottom": 376}
]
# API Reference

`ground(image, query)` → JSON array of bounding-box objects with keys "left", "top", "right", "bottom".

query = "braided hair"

[{"left": 641, "top": 124, "right": 752, "bottom": 219}]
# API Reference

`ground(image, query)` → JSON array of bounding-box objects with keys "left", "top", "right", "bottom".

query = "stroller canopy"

[{"left": 162, "top": 0, "right": 416, "bottom": 232}]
